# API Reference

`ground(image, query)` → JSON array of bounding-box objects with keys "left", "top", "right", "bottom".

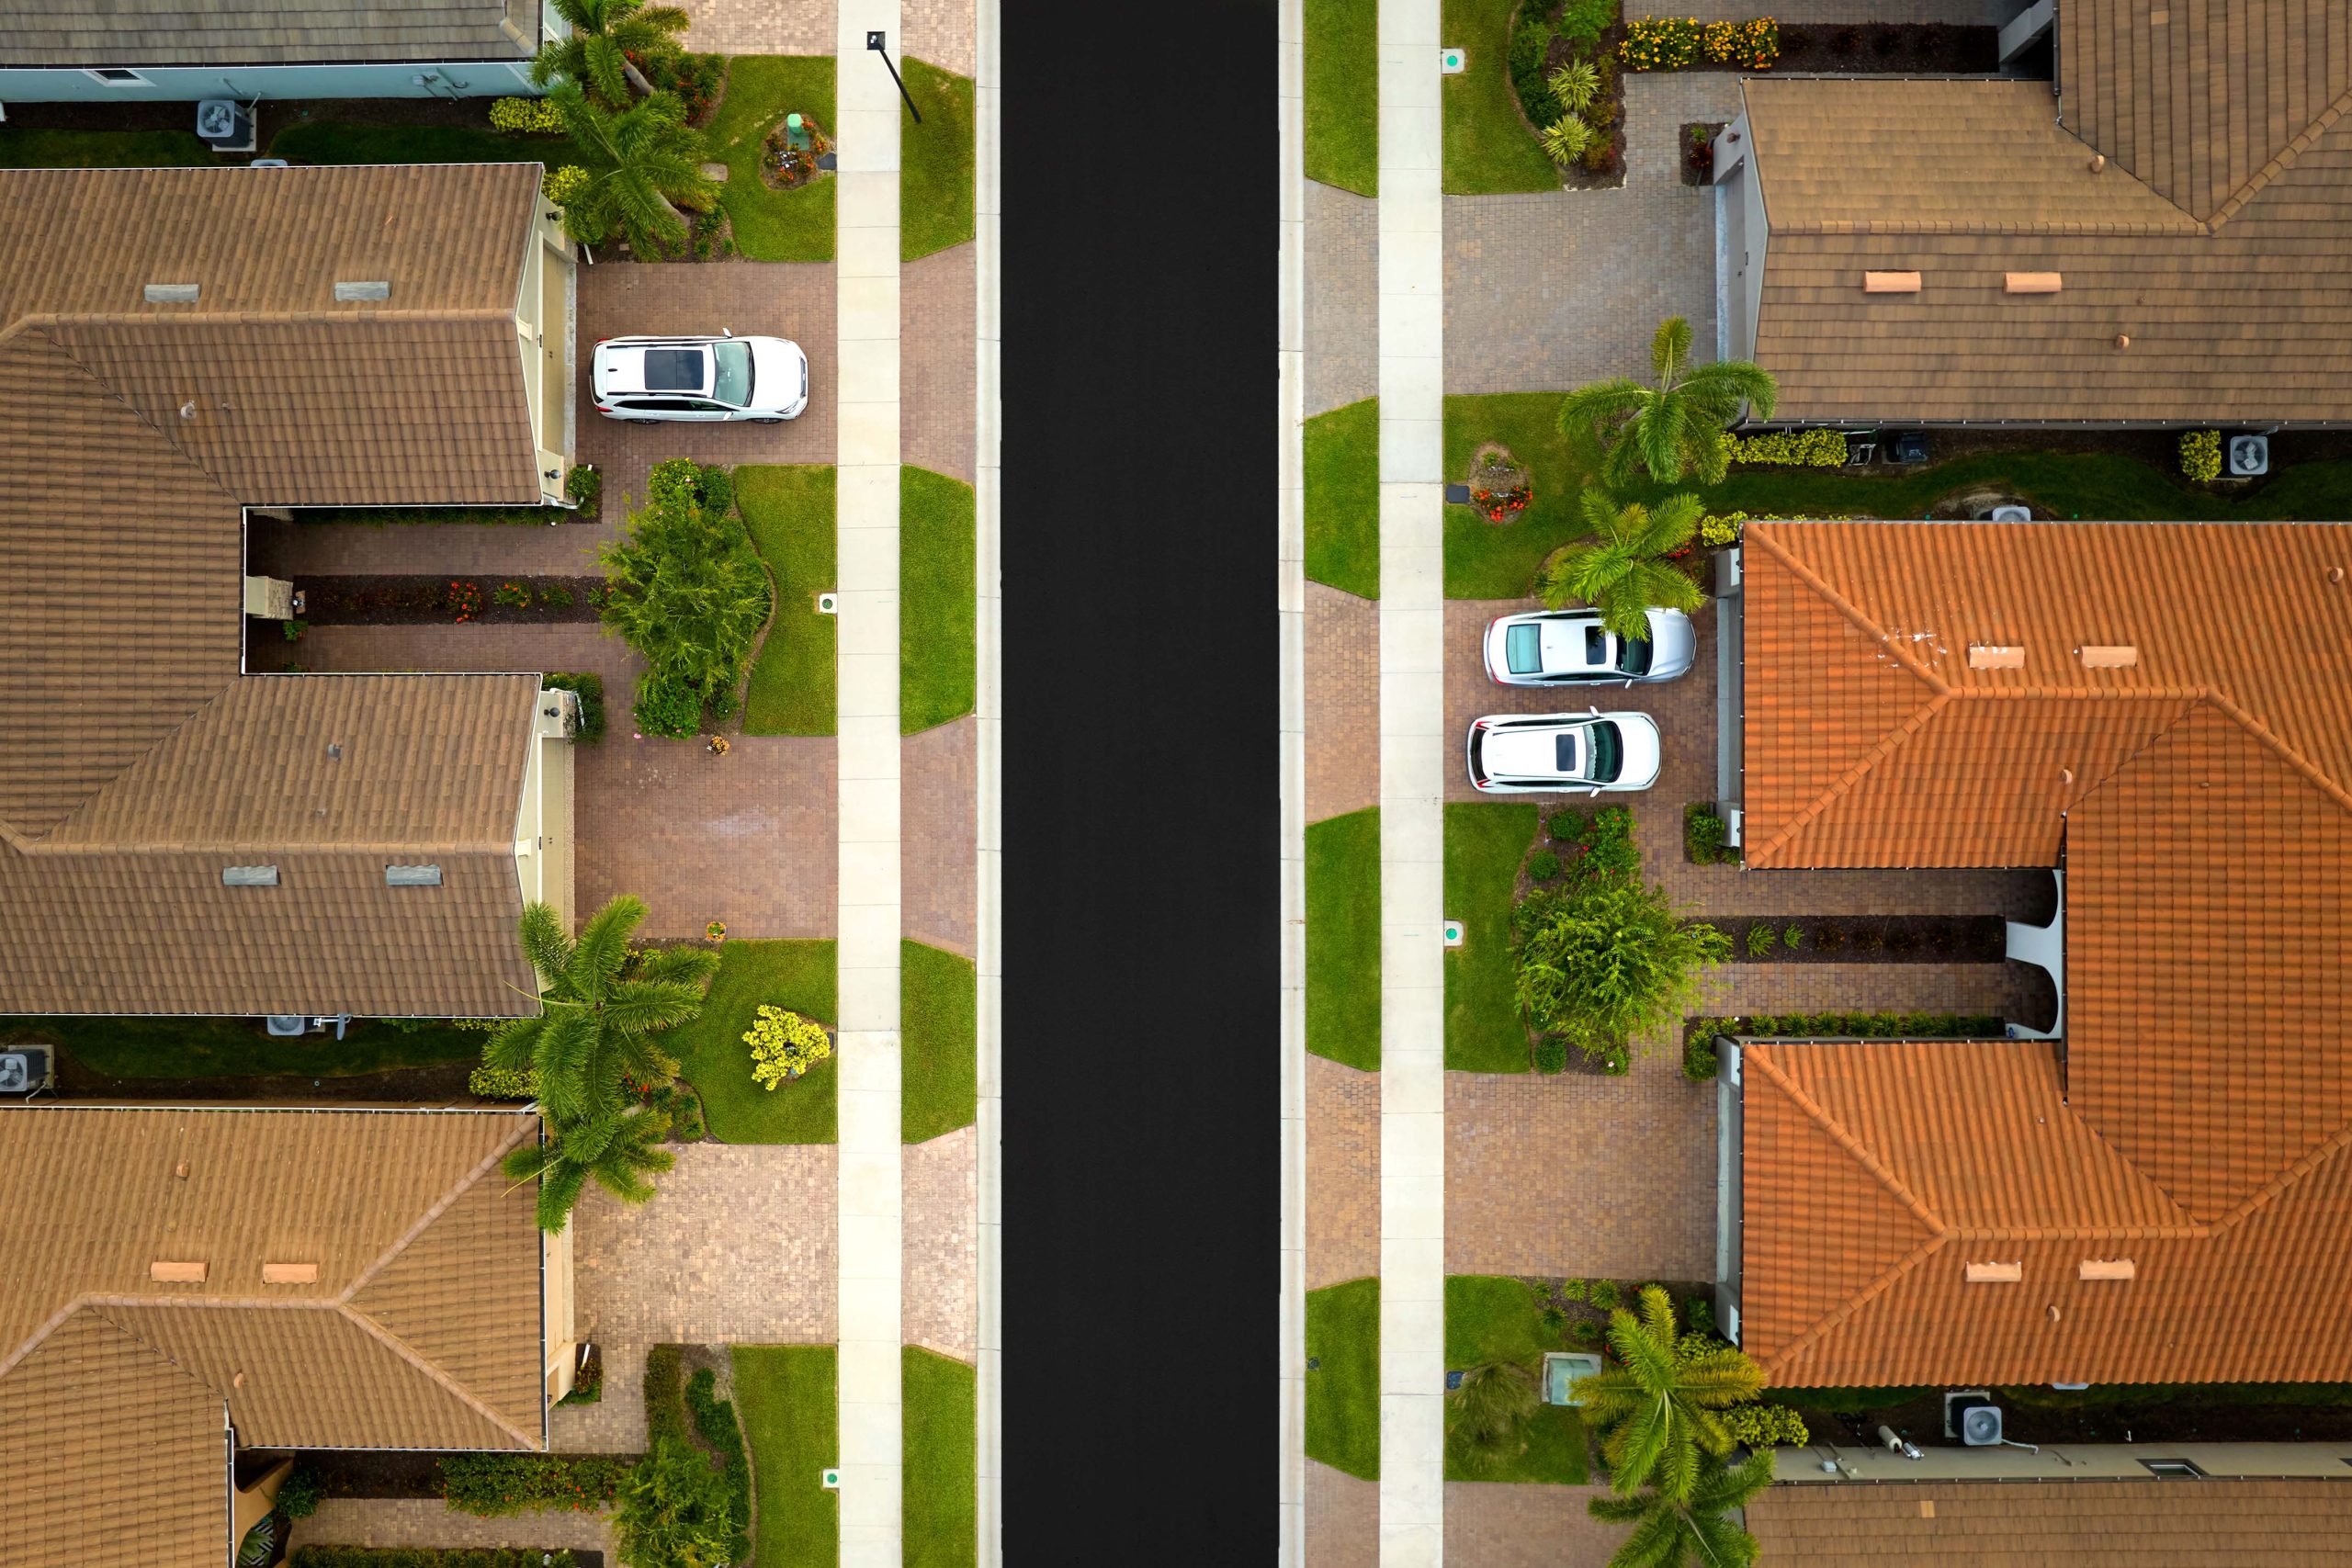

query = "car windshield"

[
  {"left": 712, "top": 340, "right": 754, "bottom": 406},
  {"left": 642, "top": 347, "right": 705, "bottom": 391},
  {"left": 1587, "top": 722, "right": 1623, "bottom": 783},
  {"left": 1505, "top": 624, "right": 1542, "bottom": 674},
  {"left": 1615, "top": 636, "right": 1653, "bottom": 676}
]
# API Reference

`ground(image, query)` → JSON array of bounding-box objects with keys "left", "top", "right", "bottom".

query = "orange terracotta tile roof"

[
  {"left": 1736, "top": 521, "right": 2352, "bottom": 1387},
  {"left": 0, "top": 1105, "right": 548, "bottom": 1568},
  {"left": 1749, "top": 1478, "right": 2352, "bottom": 1565}
]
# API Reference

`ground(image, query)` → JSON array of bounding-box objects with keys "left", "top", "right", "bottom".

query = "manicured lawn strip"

[
  {"left": 1306, "top": 808, "right": 1382, "bottom": 1071},
  {"left": 667, "top": 941, "right": 839, "bottom": 1144},
  {"left": 1306, "top": 1278, "right": 1380, "bottom": 1480},
  {"left": 1, "top": 1016, "right": 479, "bottom": 1080},
  {"left": 902, "top": 941, "right": 978, "bottom": 1143},
  {"left": 1306, "top": 398, "right": 1381, "bottom": 599},
  {"left": 903, "top": 1348, "right": 978, "bottom": 1568},
  {"left": 1304, "top": 0, "right": 1378, "bottom": 195},
  {"left": 1444, "top": 1275, "right": 1589, "bottom": 1484},
  {"left": 708, "top": 56, "right": 837, "bottom": 262},
  {"left": 738, "top": 464, "right": 838, "bottom": 736},
  {"left": 1443, "top": 390, "right": 2352, "bottom": 598},
  {"left": 731, "top": 1346, "right": 839, "bottom": 1568},
  {"left": 1444, "top": 802, "right": 1537, "bottom": 1072},
  {"left": 901, "top": 466, "right": 978, "bottom": 733},
  {"left": 0, "top": 129, "right": 216, "bottom": 167},
  {"left": 1441, "top": 0, "right": 1557, "bottom": 193},
  {"left": 271, "top": 123, "right": 582, "bottom": 166},
  {"left": 901, "top": 59, "right": 978, "bottom": 260}
]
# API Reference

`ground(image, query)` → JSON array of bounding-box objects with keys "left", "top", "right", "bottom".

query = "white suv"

[
  {"left": 592, "top": 333, "right": 809, "bottom": 423},
  {"left": 1465, "top": 711, "right": 1663, "bottom": 795}
]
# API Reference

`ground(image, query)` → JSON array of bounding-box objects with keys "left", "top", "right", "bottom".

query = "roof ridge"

[
  {"left": 1745, "top": 692, "right": 1950, "bottom": 865},
  {"left": 2204, "top": 80, "right": 2352, "bottom": 230},
  {"left": 2211, "top": 1114, "right": 2352, "bottom": 1233},
  {"left": 343, "top": 1113, "right": 537, "bottom": 1301},
  {"left": 2202, "top": 689, "right": 2352, "bottom": 818},
  {"left": 25, "top": 309, "right": 521, "bottom": 330},
  {"left": 1746, "top": 526, "right": 1951, "bottom": 690},
  {"left": 26, "top": 321, "right": 247, "bottom": 506},
  {"left": 1760, "top": 1231, "right": 1951, "bottom": 1380},
  {"left": 77, "top": 1299, "right": 254, "bottom": 1406},
  {"left": 334, "top": 1301, "right": 541, "bottom": 1450},
  {"left": 1745, "top": 1044, "right": 1947, "bottom": 1236}
]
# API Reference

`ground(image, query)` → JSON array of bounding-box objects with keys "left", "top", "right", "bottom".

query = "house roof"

[
  {"left": 1747, "top": 1479, "right": 2352, "bottom": 1565},
  {"left": 0, "top": 1105, "right": 547, "bottom": 1568},
  {"left": 1736, "top": 46, "right": 2352, "bottom": 423},
  {"left": 0, "top": 164, "right": 553, "bottom": 1017},
  {"left": 0, "top": 0, "right": 538, "bottom": 66},
  {"left": 1736, "top": 521, "right": 2352, "bottom": 1386}
]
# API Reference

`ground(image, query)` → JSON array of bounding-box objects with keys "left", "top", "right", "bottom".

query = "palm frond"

[
  {"left": 602, "top": 978, "right": 708, "bottom": 1035},
  {"left": 483, "top": 1016, "right": 543, "bottom": 1074},
  {"left": 1609, "top": 1507, "right": 1688, "bottom": 1568},
  {"left": 1685, "top": 358, "right": 1779, "bottom": 423},
  {"left": 1650, "top": 316, "right": 1694, "bottom": 385},
  {"left": 536, "top": 1158, "right": 590, "bottom": 1233},
  {"left": 1559, "top": 378, "right": 1647, "bottom": 442},
  {"left": 572, "top": 894, "right": 647, "bottom": 991},
  {"left": 517, "top": 901, "right": 574, "bottom": 987},
  {"left": 631, "top": 944, "right": 720, "bottom": 987},
  {"left": 1626, "top": 561, "right": 1705, "bottom": 618},
  {"left": 1636, "top": 493, "right": 1704, "bottom": 557}
]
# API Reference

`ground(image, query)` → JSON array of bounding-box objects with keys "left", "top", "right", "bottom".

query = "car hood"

[
  {"left": 1610, "top": 714, "right": 1662, "bottom": 787},
  {"left": 749, "top": 337, "right": 806, "bottom": 412},
  {"left": 1644, "top": 610, "right": 1699, "bottom": 679}
]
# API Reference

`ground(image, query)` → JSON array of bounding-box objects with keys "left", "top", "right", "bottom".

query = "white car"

[
  {"left": 592, "top": 333, "right": 809, "bottom": 423},
  {"left": 1466, "top": 710, "right": 1662, "bottom": 795},
  {"left": 1483, "top": 607, "right": 1696, "bottom": 686}
]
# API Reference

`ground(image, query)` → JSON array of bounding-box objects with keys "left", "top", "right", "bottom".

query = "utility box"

[{"left": 243, "top": 575, "right": 295, "bottom": 619}]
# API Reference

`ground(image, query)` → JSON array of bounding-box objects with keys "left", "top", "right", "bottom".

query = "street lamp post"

[{"left": 866, "top": 30, "right": 922, "bottom": 124}]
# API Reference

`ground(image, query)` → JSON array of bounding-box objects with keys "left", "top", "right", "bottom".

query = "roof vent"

[
  {"left": 2006, "top": 272, "right": 2063, "bottom": 294},
  {"left": 334, "top": 280, "right": 391, "bottom": 302},
  {"left": 2078, "top": 1258, "right": 2136, "bottom": 1280},
  {"left": 385, "top": 864, "right": 443, "bottom": 887},
  {"left": 2088, "top": 153, "right": 2106, "bottom": 174},
  {"left": 2114, "top": 333, "right": 2132, "bottom": 350},
  {"left": 221, "top": 865, "right": 280, "bottom": 887},
  {"left": 1967, "top": 645, "right": 2025, "bottom": 669},
  {"left": 150, "top": 1260, "right": 209, "bottom": 1283},
  {"left": 143, "top": 282, "right": 199, "bottom": 304},
  {"left": 261, "top": 1262, "right": 320, "bottom": 1284},
  {"left": 2078, "top": 645, "right": 2139, "bottom": 669},
  {"left": 1863, "top": 270, "right": 1921, "bottom": 294},
  {"left": 1963, "top": 1261, "right": 2022, "bottom": 1283}
]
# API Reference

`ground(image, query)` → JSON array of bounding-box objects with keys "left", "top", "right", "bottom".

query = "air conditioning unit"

[
  {"left": 195, "top": 98, "right": 254, "bottom": 152},
  {"left": 1960, "top": 1404, "right": 2005, "bottom": 1446},
  {"left": 1944, "top": 1390, "right": 1997, "bottom": 1441},
  {"left": 2229, "top": 434, "right": 2270, "bottom": 476}
]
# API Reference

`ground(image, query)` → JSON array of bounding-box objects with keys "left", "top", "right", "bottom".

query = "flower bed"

[
  {"left": 290, "top": 575, "right": 605, "bottom": 626},
  {"left": 1680, "top": 1010, "right": 2006, "bottom": 1081}
]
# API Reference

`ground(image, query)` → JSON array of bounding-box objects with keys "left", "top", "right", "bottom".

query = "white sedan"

[
  {"left": 1483, "top": 607, "right": 1697, "bottom": 687},
  {"left": 1466, "top": 710, "right": 1662, "bottom": 795},
  {"left": 592, "top": 332, "right": 809, "bottom": 423}
]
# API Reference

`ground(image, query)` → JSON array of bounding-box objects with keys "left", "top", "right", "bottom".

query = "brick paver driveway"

[
  {"left": 1308, "top": 1055, "right": 1380, "bottom": 1289},
  {"left": 905, "top": 1123, "right": 978, "bottom": 1362},
  {"left": 1308, "top": 1461, "right": 1378, "bottom": 1568},
  {"left": 1445, "top": 1483, "right": 1626, "bottom": 1566},
  {"left": 1307, "top": 582, "right": 1380, "bottom": 823},
  {"left": 1306, "top": 180, "right": 1378, "bottom": 416}
]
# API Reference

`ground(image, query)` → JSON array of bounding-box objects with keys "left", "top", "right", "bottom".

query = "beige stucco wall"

[
  {"left": 513, "top": 709, "right": 576, "bottom": 931},
  {"left": 516, "top": 197, "right": 578, "bottom": 501},
  {"left": 543, "top": 1213, "right": 577, "bottom": 1408}
]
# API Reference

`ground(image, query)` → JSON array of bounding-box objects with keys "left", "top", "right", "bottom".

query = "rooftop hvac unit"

[
  {"left": 195, "top": 99, "right": 254, "bottom": 152},
  {"left": 1960, "top": 1404, "right": 2005, "bottom": 1446},
  {"left": 2229, "top": 434, "right": 2270, "bottom": 476}
]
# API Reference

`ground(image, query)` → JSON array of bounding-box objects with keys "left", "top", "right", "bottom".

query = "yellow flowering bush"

[
  {"left": 1702, "top": 18, "right": 1780, "bottom": 67},
  {"left": 1720, "top": 428, "right": 1848, "bottom": 468},
  {"left": 745, "top": 1006, "right": 831, "bottom": 1089},
  {"left": 491, "top": 96, "right": 567, "bottom": 134},
  {"left": 542, "top": 164, "right": 591, "bottom": 208},
  {"left": 2179, "top": 428, "right": 2223, "bottom": 482},
  {"left": 1625, "top": 16, "right": 1777, "bottom": 69},
  {"left": 1700, "top": 511, "right": 1747, "bottom": 547}
]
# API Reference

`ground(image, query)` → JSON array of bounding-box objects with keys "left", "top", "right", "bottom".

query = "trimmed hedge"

[
  {"left": 687, "top": 1367, "right": 754, "bottom": 1563},
  {"left": 1722, "top": 428, "right": 1849, "bottom": 468},
  {"left": 466, "top": 1064, "right": 537, "bottom": 1100},
  {"left": 295, "top": 1552, "right": 576, "bottom": 1568},
  {"left": 438, "top": 1453, "right": 628, "bottom": 1516}
]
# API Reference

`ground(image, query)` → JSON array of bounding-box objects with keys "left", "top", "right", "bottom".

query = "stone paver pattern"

[
  {"left": 1306, "top": 581, "right": 1380, "bottom": 824},
  {"left": 288, "top": 1499, "right": 616, "bottom": 1558},
  {"left": 1306, "top": 179, "right": 1378, "bottom": 416},
  {"left": 1443, "top": 1482, "right": 1626, "bottom": 1567},
  {"left": 904, "top": 715, "right": 978, "bottom": 955},
  {"left": 1445, "top": 74, "right": 1743, "bottom": 393},
  {"left": 904, "top": 1123, "right": 978, "bottom": 1362},
  {"left": 673, "top": 0, "right": 834, "bottom": 58},
  {"left": 904, "top": 243, "right": 978, "bottom": 481},
  {"left": 1307, "top": 1459, "right": 1379, "bottom": 1568},
  {"left": 1308, "top": 1055, "right": 1381, "bottom": 1290},
  {"left": 291, "top": 623, "right": 837, "bottom": 941},
  {"left": 903, "top": 0, "right": 977, "bottom": 81}
]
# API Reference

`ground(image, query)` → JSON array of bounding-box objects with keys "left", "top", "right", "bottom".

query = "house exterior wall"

[
  {"left": 0, "top": 61, "right": 536, "bottom": 103},
  {"left": 1713, "top": 112, "right": 1766, "bottom": 367},
  {"left": 542, "top": 1217, "right": 576, "bottom": 1407},
  {"left": 1715, "top": 1039, "right": 1745, "bottom": 1346},
  {"left": 513, "top": 199, "right": 578, "bottom": 501},
  {"left": 512, "top": 707, "right": 574, "bottom": 931}
]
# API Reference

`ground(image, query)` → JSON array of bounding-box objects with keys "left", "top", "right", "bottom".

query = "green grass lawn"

[
  {"left": 1445, "top": 1275, "right": 1589, "bottom": 1484},
  {"left": 902, "top": 941, "right": 978, "bottom": 1144},
  {"left": 1306, "top": 398, "right": 1381, "bottom": 599},
  {"left": 0, "top": 129, "right": 217, "bottom": 167},
  {"left": 1306, "top": 1278, "right": 1380, "bottom": 1480},
  {"left": 1305, "top": 0, "right": 1378, "bottom": 195},
  {"left": 902, "top": 59, "right": 977, "bottom": 261},
  {"left": 738, "top": 465, "right": 838, "bottom": 736},
  {"left": 1445, "top": 802, "right": 1537, "bottom": 1072},
  {"left": 0, "top": 1016, "right": 481, "bottom": 1080},
  {"left": 903, "top": 1348, "right": 978, "bottom": 1568},
  {"left": 666, "top": 940, "right": 838, "bottom": 1143},
  {"left": 708, "top": 56, "right": 837, "bottom": 262},
  {"left": 1306, "top": 808, "right": 1382, "bottom": 1071},
  {"left": 732, "top": 1346, "right": 838, "bottom": 1568},
  {"left": 270, "top": 122, "right": 582, "bottom": 166},
  {"left": 1442, "top": 0, "right": 1557, "bottom": 193},
  {"left": 1444, "top": 389, "right": 2352, "bottom": 598},
  {"left": 902, "top": 467, "right": 978, "bottom": 734}
]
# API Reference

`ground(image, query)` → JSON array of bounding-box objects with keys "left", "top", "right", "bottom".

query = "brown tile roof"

[
  {"left": 1738, "top": 67, "right": 2352, "bottom": 423},
  {"left": 0, "top": 164, "right": 557, "bottom": 1017},
  {"left": 0, "top": 0, "right": 538, "bottom": 66},
  {"left": 1748, "top": 1479, "right": 2352, "bottom": 1565},
  {"left": 1736, "top": 521, "right": 2352, "bottom": 1386},
  {"left": 0, "top": 1105, "right": 547, "bottom": 1568}
]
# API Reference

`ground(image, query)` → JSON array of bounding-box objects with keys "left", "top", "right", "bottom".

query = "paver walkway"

[
  {"left": 673, "top": 0, "right": 834, "bottom": 57},
  {"left": 904, "top": 716, "right": 978, "bottom": 956},
  {"left": 1308, "top": 1055, "right": 1382, "bottom": 1289},
  {"left": 1307, "top": 582, "right": 1382, "bottom": 823},
  {"left": 1307, "top": 180, "right": 1380, "bottom": 417},
  {"left": 288, "top": 1499, "right": 616, "bottom": 1558},
  {"left": 1444, "top": 76, "right": 1742, "bottom": 392},
  {"left": 1443, "top": 1483, "right": 1626, "bottom": 1566},
  {"left": 905, "top": 243, "right": 978, "bottom": 482},
  {"left": 904, "top": 1123, "right": 978, "bottom": 1361},
  {"left": 1311, "top": 1461, "right": 1381, "bottom": 1568}
]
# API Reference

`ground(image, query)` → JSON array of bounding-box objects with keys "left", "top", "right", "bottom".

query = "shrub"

[
  {"left": 1533, "top": 1037, "right": 1568, "bottom": 1073},
  {"left": 1745, "top": 922, "right": 1778, "bottom": 958},
  {"left": 1722, "top": 427, "right": 1848, "bottom": 468},
  {"left": 1700, "top": 510, "right": 1746, "bottom": 547},
  {"left": 277, "top": 1464, "right": 324, "bottom": 1519},
  {"left": 540, "top": 581, "right": 576, "bottom": 609},
  {"left": 543, "top": 671, "right": 605, "bottom": 745},
  {"left": 565, "top": 462, "right": 603, "bottom": 511},
  {"left": 439, "top": 1453, "right": 628, "bottom": 1516},
  {"left": 615, "top": 1433, "right": 737, "bottom": 1568},
  {"left": 1527, "top": 850, "right": 1563, "bottom": 883},
  {"left": 490, "top": 96, "right": 567, "bottom": 134},
  {"left": 685, "top": 1367, "right": 752, "bottom": 1562},
  {"left": 2180, "top": 428, "right": 2223, "bottom": 482},
  {"left": 1783, "top": 924, "right": 1803, "bottom": 949},
  {"left": 1621, "top": 16, "right": 1702, "bottom": 68},
  {"left": 1546, "top": 807, "right": 1587, "bottom": 842},
  {"left": 1509, "top": 20, "right": 1559, "bottom": 127},
  {"left": 445, "top": 580, "right": 483, "bottom": 621},
  {"left": 1684, "top": 804, "right": 1734, "bottom": 864},
  {"left": 745, "top": 1005, "right": 832, "bottom": 1089},
  {"left": 1556, "top": 0, "right": 1614, "bottom": 46},
  {"left": 1557, "top": 803, "right": 1639, "bottom": 884},
  {"left": 1571, "top": 1316, "right": 1603, "bottom": 1346},
  {"left": 646, "top": 1343, "right": 687, "bottom": 1440},
  {"left": 295, "top": 1553, "right": 575, "bottom": 1568},
  {"left": 1681, "top": 1032, "right": 1719, "bottom": 1081},
  {"left": 603, "top": 457, "right": 772, "bottom": 738},
  {"left": 494, "top": 581, "right": 532, "bottom": 609},
  {"left": 1516, "top": 877, "right": 1724, "bottom": 1066},
  {"left": 283, "top": 619, "right": 306, "bottom": 643},
  {"left": 632, "top": 671, "right": 706, "bottom": 739},
  {"left": 1547, "top": 58, "right": 1600, "bottom": 113},
  {"left": 1563, "top": 1277, "right": 1589, "bottom": 1302},
  {"left": 637, "top": 49, "right": 725, "bottom": 123},
  {"left": 1685, "top": 1295, "right": 1717, "bottom": 1338},
  {"left": 469, "top": 1064, "right": 538, "bottom": 1100},
  {"left": 1540, "top": 113, "right": 1594, "bottom": 166},
  {"left": 1589, "top": 1279, "right": 1622, "bottom": 1311},
  {"left": 1700, "top": 17, "right": 1780, "bottom": 66},
  {"left": 1723, "top": 1401, "right": 1810, "bottom": 1448},
  {"left": 543, "top": 164, "right": 591, "bottom": 208}
]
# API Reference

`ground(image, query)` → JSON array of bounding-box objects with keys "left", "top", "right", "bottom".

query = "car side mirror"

[
  {"left": 1588, "top": 786, "right": 1601, "bottom": 797},
  {"left": 1588, "top": 705, "right": 1600, "bottom": 716},
  {"left": 721, "top": 327, "right": 733, "bottom": 336}
]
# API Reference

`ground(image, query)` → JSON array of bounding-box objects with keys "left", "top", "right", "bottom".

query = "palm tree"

[
  {"left": 549, "top": 83, "right": 720, "bottom": 256},
  {"left": 1572, "top": 1286, "right": 1763, "bottom": 1501},
  {"left": 532, "top": 0, "right": 691, "bottom": 104},
  {"left": 485, "top": 895, "right": 718, "bottom": 1125},
  {"left": 1588, "top": 1449, "right": 1774, "bottom": 1568},
  {"left": 1540, "top": 489, "right": 1708, "bottom": 639},
  {"left": 1448, "top": 1361, "right": 1541, "bottom": 1471},
  {"left": 503, "top": 1103, "right": 675, "bottom": 1233},
  {"left": 1559, "top": 317, "right": 1779, "bottom": 488}
]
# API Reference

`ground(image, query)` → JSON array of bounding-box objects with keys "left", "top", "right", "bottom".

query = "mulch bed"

[
  {"left": 1542, "top": 25, "right": 1628, "bottom": 189},
  {"left": 1680, "top": 120, "right": 1725, "bottom": 186},
  {"left": 1792, "top": 1386, "right": 2352, "bottom": 1450},
  {"left": 297, "top": 575, "right": 605, "bottom": 627},
  {"left": 1718, "top": 914, "right": 2003, "bottom": 964},
  {"left": 1770, "top": 23, "right": 1997, "bottom": 73},
  {"left": 1, "top": 96, "right": 499, "bottom": 138},
  {"left": 52, "top": 1053, "right": 479, "bottom": 1104}
]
